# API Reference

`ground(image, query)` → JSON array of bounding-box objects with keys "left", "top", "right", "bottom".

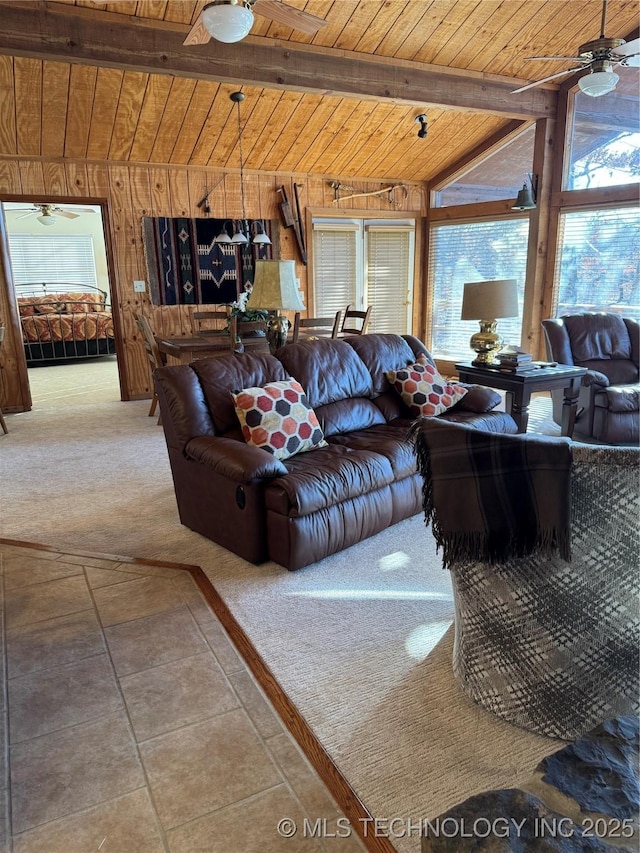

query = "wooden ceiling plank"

[
  {"left": 352, "top": 1, "right": 410, "bottom": 56},
  {"left": 297, "top": 96, "right": 363, "bottom": 174},
  {"left": 85, "top": 66, "right": 124, "bottom": 161},
  {"left": 243, "top": 90, "right": 304, "bottom": 171},
  {"left": 276, "top": 1, "right": 335, "bottom": 47},
  {"left": 109, "top": 70, "right": 148, "bottom": 161},
  {"left": 375, "top": 1, "right": 440, "bottom": 59},
  {"left": 307, "top": 1, "right": 359, "bottom": 48},
  {"left": 64, "top": 63, "right": 97, "bottom": 159},
  {"left": 239, "top": 88, "right": 288, "bottom": 166},
  {"left": 169, "top": 78, "right": 221, "bottom": 164},
  {"left": 134, "top": 0, "right": 168, "bottom": 21},
  {"left": 41, "top": 60, "right": 70, "bottom": 158},
  {"left": 42, "top": 161, "right": 69, "bottom": 196},
  {"left": 104, "top": 2, "right": 138, "bottom": 13},
  {"left": 14, "top": 57, "right": 42, "bottom": 157},
  {"left": 149, "top": 76, "right": 197, "bottom": 163},
  {"left": 326, "top": 101, "right": 399, "bottom": 177},
  {"left": 190, "top": 82, "right": 241, "bottom": 166},
  {"left": 461, "top": 1, "right": 535, "bottom": 73},
  {"left": 128, "top": 73, "right": 173, "bottom": 162},
  {"left": 412, "top": 0, "right": 493, "bottom": 66},
  {"left": 163, "top": 0, "right": 199, "bottom": 25},
  {"left": 311, "top": 98, "right": 376, "bottom": 174},
  {"left": 0, "top": 3, "right": 555, "bottom": 118},
  {"left": 268, "top": 95, "right": 334, "bottom": 172},
  {"left": 334, "top": 1, "right": 382, "bottom": 51},
  {"left": 339, "top": 103, "right": 413, "bottom": 175},
  {"left": 0, "top": 56, "right": 18, "bottom": 156},
  {"left": 486, "top": 1, "right": 569, "bottom": 78}
]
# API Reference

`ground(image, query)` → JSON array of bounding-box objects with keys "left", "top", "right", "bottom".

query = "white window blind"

[
  {"left": 8, "top": 234, "right": 98, "bottom": 289},
  {"left": 554, "top": 206, "right": 640, "bottom": 316},
  {"left": 365, "top": 226, "right": 413, "bottom": 333},
  {"left": 312, "top": 224, "right": 358, "bottom": 315}
]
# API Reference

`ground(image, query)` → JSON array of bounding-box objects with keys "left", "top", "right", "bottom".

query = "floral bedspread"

[{"left": 21, "top": 311, "right": 114, "bottom": 344}]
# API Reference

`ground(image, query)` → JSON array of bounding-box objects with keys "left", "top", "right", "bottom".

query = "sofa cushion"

[
  {"left": 278, "top": 338, "right": 374, "bottom": 407},
  {"left": 346, "top": 334, "right": 420, "bottom": 395},
  {"left": 265, "top": 445, "right": 394, "bottom": 516},
  {"left": 327, "top": 424, "right": 417, "bottom": 478},
  {"left": 191, "top": 352, "right": 289, "bottom": 435},
  {"left": 386, "top": 356, "right": 468, "bottom": 416},
  {"left": 232, "top": 379, "right": 327, "bottom": 460}
]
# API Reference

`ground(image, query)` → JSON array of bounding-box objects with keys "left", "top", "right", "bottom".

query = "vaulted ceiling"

[{"left": 0, "top": 0, "right": 637, "bottom": 182}]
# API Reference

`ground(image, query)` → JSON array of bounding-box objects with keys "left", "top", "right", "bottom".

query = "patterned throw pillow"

[
  {"left": 232, "top": 379, "right": 327, "bottom": 461},
  {"left": 386, "top": 354, "right": 468, "bottom": 416}
]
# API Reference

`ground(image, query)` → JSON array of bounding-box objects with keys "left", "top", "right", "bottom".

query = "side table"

[{"left": 455, "top": 362, "right": 587, "bottom": 437}]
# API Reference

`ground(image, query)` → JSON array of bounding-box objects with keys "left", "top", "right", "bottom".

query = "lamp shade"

[
  {"left": 201, "top": 1, "right": 254, "bottom": 43},
  {"left": 37, "top": 213, "right": 56, "bottom": 226},
  {"left": 461, "top": 279, "right": 518, "bottom": 321},
  {"left": 248, "top": 260, "right": 305, "bottom": 311}
]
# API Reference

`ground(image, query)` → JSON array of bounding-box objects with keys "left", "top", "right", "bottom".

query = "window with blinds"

[
  {"left": 312, "top": 224, "right": 358, "bottom": 317},
  {"left": 365, "top": 225, "right": 413, "bottom": 333},
  {"left": 428, "top": 218, "right": 529, "bottom": 360},
  {"left": 8, "top": 234, "right": 98, "bottom": 288},
  {"left": 312, "top": 219, "right": 415, "bottom": 334},
  {"left": 554, "top": 205, "right": 640, "bottom": 316}
]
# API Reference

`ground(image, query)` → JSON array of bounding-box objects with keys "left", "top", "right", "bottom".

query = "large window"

[
  {"left": 567, "top": 84, "right": 640, "bottom": 190},
  {"left": 428, "top": 218, "right": 529, "bottom": 360},
  {"left": 312, "top": 219, "right": 415, "bottom": 334},
  {"left": 554, "top": 205, "right": 640, "bottom": 316}
]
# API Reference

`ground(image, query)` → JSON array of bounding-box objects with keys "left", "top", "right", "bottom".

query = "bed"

[{"left": 16, "top": 283, "right": 116, "bottom": 364}]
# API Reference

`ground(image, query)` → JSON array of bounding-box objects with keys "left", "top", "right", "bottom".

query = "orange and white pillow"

[
  {"left": 386, "top": 354, "right": 467, "bottom": 416},
  {"left": 232, "top": 379, "right": 327, "bottom": 460}
]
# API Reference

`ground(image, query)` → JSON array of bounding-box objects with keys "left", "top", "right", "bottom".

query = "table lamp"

[
  {"left": 247, "top": 260, "right": 305, "bottom": 354},
  {"left": 461, "top": 279, "right": 518, "bottom": 366}
]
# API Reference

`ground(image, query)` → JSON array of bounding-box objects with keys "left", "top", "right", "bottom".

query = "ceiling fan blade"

[
  {"left": 253, "top": 0, "right": 327, "bottom": 35},
  {"left": 616, "top": 37, "right": 640, "bottom": 56},
  {"left": 56, "top": 210, "right": 80, "bottom": 219},
  {"left": 512, "top": 67, "right": 584, "bottom": 94},
  {"left": 16, "top": 211, "right": 37, "bottom": 219},
  {"left": 620, "top": 52, "right": 640, "bottom": 67},
  {"left": 183, "top": 15, "right": 212, "bottom": 46}
]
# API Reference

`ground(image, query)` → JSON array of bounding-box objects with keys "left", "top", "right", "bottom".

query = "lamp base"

[
  {"left": 266, "top": 313, "right": 290, "bottom": 355},
  {"left": 469, "top": 320, "right": 503, "bottom": 366}
]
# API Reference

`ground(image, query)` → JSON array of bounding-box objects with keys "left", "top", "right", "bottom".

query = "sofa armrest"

[
  {"left": 453, "top": 385, "right": 502, "bottom": 413},
  {"left": 582, "top": 369, "right": 610, "bottom": 388},
  {"left": 185, "top": 436, "right": 287, "bottom": 482}
]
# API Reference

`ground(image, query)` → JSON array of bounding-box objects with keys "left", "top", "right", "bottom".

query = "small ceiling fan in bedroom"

[
  {"left": 512, "top": 0, "right": 639, "bottom": 96},
  {"left": 12, "top": 203, "right": 96, "bottom": 227},
  {"left": 183, "top": 0, "right": 328, "bottom": 45}
]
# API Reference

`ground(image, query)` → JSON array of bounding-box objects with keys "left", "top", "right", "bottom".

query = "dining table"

[{"left": 155, "top": 332, "right": 269, "bottom": 364}]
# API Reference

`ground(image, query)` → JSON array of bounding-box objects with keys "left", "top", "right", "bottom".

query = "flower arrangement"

[{"left": 228, "top": 284, "right": 268, "bottom": 322}]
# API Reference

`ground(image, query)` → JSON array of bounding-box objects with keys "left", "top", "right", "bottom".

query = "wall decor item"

[{"left": 142, "top": 217, "right": 277, "bottom": 306}]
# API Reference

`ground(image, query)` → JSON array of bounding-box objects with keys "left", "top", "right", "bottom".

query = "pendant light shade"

[
  {"left": 37, "top": 213, "right": 57, "bottom": 226},
  {"left": 577, "top": 64, "right": 619, "bottom": 97},
  {"left": 201, "top": 1, "right": 254, "bottom": 44},
  {"left": 230, "top": 222, "right": 249, "bottom": 244},
  {"left": 251, "top": 220, "right": 272, "bottom": 245}
]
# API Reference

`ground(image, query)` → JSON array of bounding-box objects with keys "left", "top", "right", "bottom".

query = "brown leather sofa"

[
  {"left": 154, "top": 333, "right": 517, "bottom": 570},
  {"left": 542, "top": 313, "right": 639, "bottom": 445}
]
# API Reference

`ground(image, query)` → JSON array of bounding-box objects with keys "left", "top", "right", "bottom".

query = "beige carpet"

[{"left": 2, "top": 359, "right": 562, "bottom": 853}]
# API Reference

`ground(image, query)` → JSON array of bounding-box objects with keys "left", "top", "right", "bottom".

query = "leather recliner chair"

[{"left": 541, "top": 312, "right": 639, "bottom": 445}]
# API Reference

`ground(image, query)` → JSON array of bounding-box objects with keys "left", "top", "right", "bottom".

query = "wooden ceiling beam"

[{"left": 0, "top": 1, "right": 556, "bottom": 120}]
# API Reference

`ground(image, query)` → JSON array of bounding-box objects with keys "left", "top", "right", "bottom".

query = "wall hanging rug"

[{"left": 142, "top": 217, "right": 277, "bottom": 306}]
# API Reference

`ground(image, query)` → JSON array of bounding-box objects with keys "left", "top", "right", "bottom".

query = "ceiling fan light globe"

[
  {"left": 37, "top": 214, "right": 56, "bottom": 226},
  {"left": 201, "top": 1, "right": 254, "bottom": 43},
  {"left": 578, "top": 68, "right": 619, "bottom": 96}
]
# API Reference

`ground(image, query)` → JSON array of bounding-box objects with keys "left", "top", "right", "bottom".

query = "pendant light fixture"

[{"left": 200, "top": 1, "right": 254, "bottom": 44}]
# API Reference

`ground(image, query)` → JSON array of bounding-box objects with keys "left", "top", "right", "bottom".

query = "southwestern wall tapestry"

[{"left": 142, "top": 217, "right": 278, "bottom": 306}]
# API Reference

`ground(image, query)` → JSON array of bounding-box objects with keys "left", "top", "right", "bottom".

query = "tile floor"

[{"left": 0, "top": 543, "right": 366, "bottom": 853}]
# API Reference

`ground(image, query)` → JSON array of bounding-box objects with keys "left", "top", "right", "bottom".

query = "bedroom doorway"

[{"left": 0, "top": 198, "right": 124, "bottom": 408}]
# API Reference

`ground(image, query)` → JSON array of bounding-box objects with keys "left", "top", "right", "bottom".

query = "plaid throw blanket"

[{"left": 409, "top": 419, "right": 572, "bottom": 568}]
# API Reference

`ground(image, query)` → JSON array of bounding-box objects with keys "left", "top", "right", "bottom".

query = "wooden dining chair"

[
  {"left": 191, "top": 308, "right": 230, "bottom": 337},
  {"left": 135, "top": 313, "right": 166, "bottom": 422},
  {"left": 291, "top": 312, "right": 341, "bottom": 342},
  {"left": 335, "top": 304, "right": 372, "bottom": 336}
]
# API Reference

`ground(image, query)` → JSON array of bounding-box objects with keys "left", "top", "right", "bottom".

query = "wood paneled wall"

[{"left": 0, "top": 157, "right": 425, "bottom": 410}]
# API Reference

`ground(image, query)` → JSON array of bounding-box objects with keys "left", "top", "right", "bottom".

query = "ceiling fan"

[
  {"left": 12, "top": 204, "right": 96, "bottom": 227},
  {"left": 512, "top": 0, "right": 640, "bottom": 97},
  {"left": 184, "top": 0, "right": 328, "bottom": 46}
]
